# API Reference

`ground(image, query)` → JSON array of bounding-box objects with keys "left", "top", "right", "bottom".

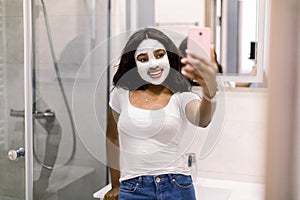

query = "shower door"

[
  {"left": 1, "top": 0, "right": 110, "bottom": 199},
  {"left": 30, "top": 0, "right": 110, "bottom": 199},
  {"left": 0, "top": 0, "right": 26, "bottom": 199}
]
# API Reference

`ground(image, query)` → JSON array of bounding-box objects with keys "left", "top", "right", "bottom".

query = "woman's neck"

[{"left": 145, "top": 84, "right": 172, "bottom": 95}]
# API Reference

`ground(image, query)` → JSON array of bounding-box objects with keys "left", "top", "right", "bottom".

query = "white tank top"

[{"left": 109, "top": 87, "right": 201, "bottom": 181}]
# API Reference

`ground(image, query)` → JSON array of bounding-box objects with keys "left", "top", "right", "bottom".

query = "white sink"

[
  {"left": 194, "top": 178, "right": 265, "bottom": 200},
  {"left": 93, "top": 177, "right": 265, "bottom": 200}
]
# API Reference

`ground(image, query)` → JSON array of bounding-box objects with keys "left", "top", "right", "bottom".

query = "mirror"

[
  {"left": 123, "top": 0, "right": 270, "bottom": 85},
  {"left": 220, "top": 0, "right": 258, "bottom": 76}
]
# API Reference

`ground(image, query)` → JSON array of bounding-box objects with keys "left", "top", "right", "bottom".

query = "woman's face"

[{"left": 134, "top": 39, "right": 170, "bottom": 85}]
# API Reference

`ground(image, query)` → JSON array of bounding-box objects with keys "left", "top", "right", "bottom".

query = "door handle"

[
  {"left": 8, "top": 147, "right": 25, "bottom": 161},
  {"left": 10, "top": 109, "right": 55, "bottom": 120}
]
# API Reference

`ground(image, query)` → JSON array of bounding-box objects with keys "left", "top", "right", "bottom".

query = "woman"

[{"left": 104, "top": 28, "right": 218, "bottom": 200}]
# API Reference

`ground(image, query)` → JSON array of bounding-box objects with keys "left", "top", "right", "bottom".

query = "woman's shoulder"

[
  {"left": 171, "top": 91, "right": 200, "bottom": 107},
  {"left": 110, "top": 86, "right": 130, "bottom": 100},
  {"left": 176, "top": 91, "right": 200, "bottom": 100},
  {"left": 111, "top": 86, "right": 129, "bottom": 94}
]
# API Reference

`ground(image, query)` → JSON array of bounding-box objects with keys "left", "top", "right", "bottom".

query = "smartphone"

[{"left": 187, "top": 27, "right": 211, "bottom": 61}]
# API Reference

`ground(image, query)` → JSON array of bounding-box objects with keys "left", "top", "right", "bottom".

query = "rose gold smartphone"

[{"left": 187, "top": 27, "right": 211, "bottom": 61}]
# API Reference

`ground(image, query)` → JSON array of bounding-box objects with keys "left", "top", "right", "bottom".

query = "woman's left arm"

[{"left": 181, "top": 45, "right": 218, "bottom": 127}]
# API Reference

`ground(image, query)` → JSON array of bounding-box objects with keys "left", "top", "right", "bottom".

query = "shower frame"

[{"left": 23, "top": 0, "right": 34, "bottom": 200}]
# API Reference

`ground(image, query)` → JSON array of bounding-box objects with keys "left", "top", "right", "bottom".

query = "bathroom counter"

[
  {"left": 93, "top": 177, "right": 265, "bottom": 200},
  {"left": 194, "top": 177, "right": 265, "bottom": 200}
]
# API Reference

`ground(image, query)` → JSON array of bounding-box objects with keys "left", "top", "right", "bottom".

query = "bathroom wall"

[
  {"left": 296, "top": 35, "right": 300, "bottom": 200},
  {"left": 154, "top": 0, "right": 205, "bottom": 46},
  {"left": 265, "top": 1, "right": 300, "bottom": 198},
  {"left": 297, "top": 16, "right": 300, "bottom": 199},
  {"left": 188, "top": 88, "right": 268, "bottom": 184},
  {"left": 154, "top": 0, "right": 206, "bottom": 28}
]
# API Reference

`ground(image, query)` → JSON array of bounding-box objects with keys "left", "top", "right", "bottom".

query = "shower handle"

[
  {"left": 10, "top": 109, "right": 55, "bottom": 120},
  {"left": 8, "top": 147, "right": 25, "bottom": 161}
]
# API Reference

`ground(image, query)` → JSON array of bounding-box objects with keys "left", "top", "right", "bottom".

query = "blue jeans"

[{"left": 118, "top": 174, "right": 196, "bottom": 200}]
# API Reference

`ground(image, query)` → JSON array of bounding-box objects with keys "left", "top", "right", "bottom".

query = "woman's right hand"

[
  {"left": 103, "top": 187, "right": 119, "bottom": 200},
  {"left": 181, "top": 45, "right": 218, "bottom": 98}
]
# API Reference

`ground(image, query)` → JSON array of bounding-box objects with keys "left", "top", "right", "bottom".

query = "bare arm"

[
  {"left": 185, "top": 97, "right": 216, "bottom": 127},
  {"left": 104, "top": 107, "right": 120, "bottom": 200},
  {"left": 182, "top": 46, "right": 218, "bottom": 127}
]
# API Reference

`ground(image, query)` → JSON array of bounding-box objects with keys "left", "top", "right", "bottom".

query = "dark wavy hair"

[{"left": 112, "top": 28, "right": 191, "bottom": 93}]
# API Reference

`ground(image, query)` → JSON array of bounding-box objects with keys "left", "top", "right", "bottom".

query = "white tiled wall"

[
  {"left": 189, "top": 88, "right": 268, "bottom": 184},
  {"left": 154, "top": 0, "right": 205, "bottom": 26}
]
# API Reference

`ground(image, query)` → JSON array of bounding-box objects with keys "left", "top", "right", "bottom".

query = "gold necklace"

[{"left": 131, "top": 91, "right": 151, "bottom": 103}]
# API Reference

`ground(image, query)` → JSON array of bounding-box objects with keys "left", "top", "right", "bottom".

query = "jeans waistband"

[{"left": 122, "top": 174, "right": 189, "bottom": 184}]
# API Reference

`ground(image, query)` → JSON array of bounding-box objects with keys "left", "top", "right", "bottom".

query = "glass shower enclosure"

[{"left": 0, "top": 0, "right": 110, "bottom": 199}]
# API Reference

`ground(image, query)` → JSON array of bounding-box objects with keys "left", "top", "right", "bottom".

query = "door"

[
  {"left": 0, "top": 0, "right": 26, "bottom": 199},
  {"left": 1, "top": 0, "right": 109, "bottom": 199}
]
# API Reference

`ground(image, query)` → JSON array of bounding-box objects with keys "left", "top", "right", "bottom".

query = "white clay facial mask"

[{"left": 135, "top": 39, "right": 170, "bottom": 85}]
